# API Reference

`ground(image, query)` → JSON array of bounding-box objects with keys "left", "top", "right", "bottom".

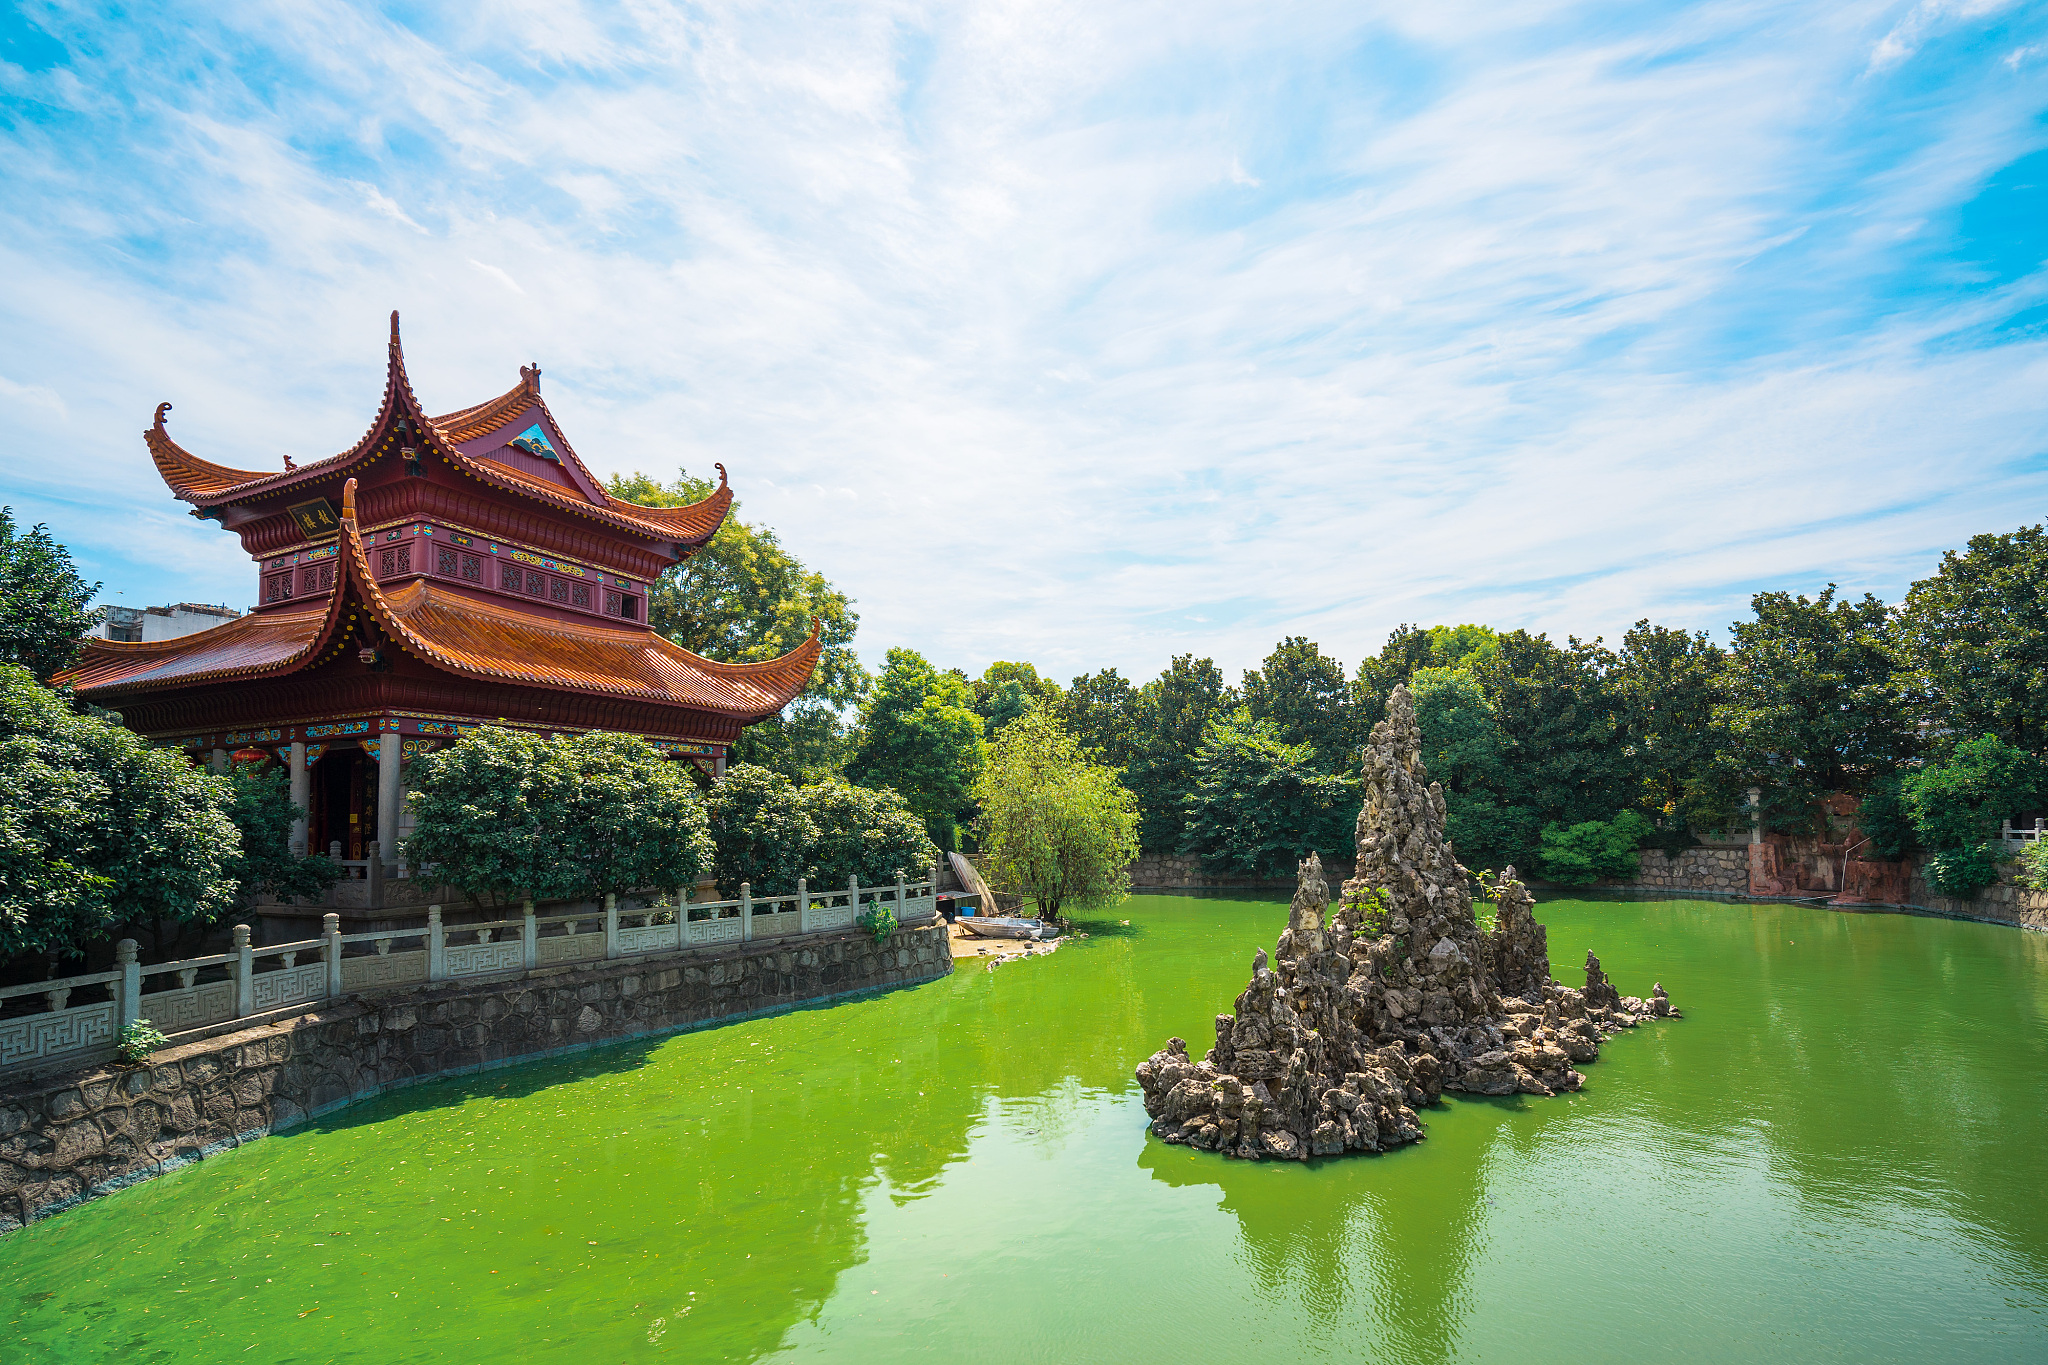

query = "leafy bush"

[
  {"left": 705, "top": 764, "right": 817, "bottom": 898},
  {"left": 856, "top": 903, "right": 897, "bottom": 942},
  {"left": 406, "top": 727, "right": 711, "bottom": 906},
  {"left": 0, "top": 664, "right": 239, "bottom": 960},
  {"left": 224, "top": 765, "right": 338, "bottom": 909},
  {"left": 2018, "top": 839, "right": 2048, "bottom": 893},
  {"left": 116, "top": 1018, "right": 170, "bottom": 1064},
  {"left": 802, "top": 780, "right": 938, "bottom": 890},
  {"left": 1924, "top": 842, "right": 2004, "bottom": 899},
  {"left": 1902, "top": 734, "right": 2040, "bottom": 855},
  {"left": 1536, "top": 810, "right": 1653, "bottom": 885}
]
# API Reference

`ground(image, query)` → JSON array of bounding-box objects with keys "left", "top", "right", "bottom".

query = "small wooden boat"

[{"left": 958, "top": 916, "right": 1045, "bottom": 940}]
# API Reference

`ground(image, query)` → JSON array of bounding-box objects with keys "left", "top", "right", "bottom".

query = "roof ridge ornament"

[
  {"left": 342, "top": 477, "right": 358, "bottom": 524},
  {"left": 153, "top": 402, "right": 171, "bottom": 431},
  {"left": 390, "top": 309, "right": 401, "bottom": 345},
  {"left": 716, "top": 462, "right": 727, "bottom": 487},
  {"left": 520, "top": 362, "right": 541, "bottom": 392}
]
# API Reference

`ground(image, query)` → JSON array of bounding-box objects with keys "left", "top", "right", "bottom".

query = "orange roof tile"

[
  {"left": 53, "top": 598, "right": 341, "bottom": 695},
  {"left": 145, "top": 314, "right": 733, "bottom": 548}
]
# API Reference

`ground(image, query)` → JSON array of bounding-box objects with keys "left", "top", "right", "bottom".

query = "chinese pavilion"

[{"left": 55, "top": 313, "right": 818, "bottom": 871}]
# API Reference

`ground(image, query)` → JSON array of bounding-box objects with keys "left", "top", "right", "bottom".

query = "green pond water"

[{"left": 4, "top": 895, "right": 2047, "bottom": 1364}]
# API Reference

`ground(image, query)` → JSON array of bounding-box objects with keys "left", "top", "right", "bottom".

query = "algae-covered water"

[{"left": 3, "top": 896, "right": 2045, "bottom": 1364}]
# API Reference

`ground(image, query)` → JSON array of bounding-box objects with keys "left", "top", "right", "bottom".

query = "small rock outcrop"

[{"left": 1136, "top": 684, "right": 1681, "bottom": 1160}]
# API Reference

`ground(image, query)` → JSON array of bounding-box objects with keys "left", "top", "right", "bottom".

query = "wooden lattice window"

[
  {"left": 501, "top": 564, "right": 520, "bottom": 591},
  {"left": 461, "top": 554, "right": 482, "bottom": 582},
  {"left": 379, "top": 550, "right": 395, "bottom": 577},
  {"left": 396, "top": 544, "right": 411, "bottom": 573},
  {"left": 549, "top": 577, "right": 569, "bottom": 603},
  {"left": 437, "top": 547, "right": 458, "bottom": 576},
  {"left": 265, "top": 573, "right": 293, "bottom": 602},
  {"left": 604, "top": 590, "right": 622, "bottom": 616},
  {"left": 571, "top": 583, "right": 590, "bottom": 609}
]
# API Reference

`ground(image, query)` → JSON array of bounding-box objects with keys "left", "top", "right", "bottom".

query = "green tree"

[
  {"left": 971, "top": 662, "right": 1063, "bottom": 737},
  {"left": 0, "top": 665, "right": 238, "bottom": 962},
  {"left": 799, "top": 780, "right": 938, "bottom": 890},
  {"left": 846, "top": 648, "right": 986, "bottom": 848},
  {"left": 1055, "top": 668, "right": 1143, "bottom": 769},
  {"left": 1426, "top": 624, "right": 1500, "bottom": 671},
  {"left": 1127, "top": 654, "right": 1235, "bottom": 849},
  {"left": 555, "top": 731, "right": 713, "bottom": 903},
  {"left": 1471, "top": 631, "right": 1631, "bottom": 868},
  {"left": 1179, "top": 710, "right": 1356, "bottom": 878},
  {"left": 221, "top": 765, "right": 338, "bottom": 913},
  {"left": 1537, "top": 811, "right": 1653, "bottom": 886},
  {"left": 704, "top": 763, "right": 817, "bottom": 898},
  {"left": 1241, "top": 636, "right": 1361, "bottom": 772},
  {"left": 404, "top": 727, "right": 579, "bottom": 907},
  {"left": 1612, "top": 620, "right": 1729, "bottom": 847},
  {"left": 1352, "top": 624, "right": 1439, "bottom": 734},
  {"left": 1, "top": 509, "right": 102, "bottom": 683},
  {"left": 609, "top": 469, "right": 866, "bottom": 782},
  {"left": 1408, "top": 665, "right": 1522, "bottom": 871},
  {"left": 1900, "top": 734, "right": 2040, "bottom": 898},
  {"left": 975, "top": 709, "right": 1139, "bottom": 923},
  {"left": 1895, "top": 525, "right": 2048, "bottom": 753},
  {"left": 1716, "top": 586, "right": 1908, "bottom": 825}
]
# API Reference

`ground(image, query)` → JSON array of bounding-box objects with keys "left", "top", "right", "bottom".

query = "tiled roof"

[
  {"left": 53, "top": 599, "right": 341, "bottom": 694},
  {"left": 56, "top": 477, "right": 818, "bottom": 723},
  {"left": 144, "top": 314, "right": 732, "bottom": 547}
]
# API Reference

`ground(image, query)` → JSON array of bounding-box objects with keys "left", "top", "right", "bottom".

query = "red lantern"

[{"left": 231, "top": 748, "right": 269, "bottom": 763}]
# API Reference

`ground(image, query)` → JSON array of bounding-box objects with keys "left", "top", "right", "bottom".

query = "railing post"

[
  {"left": 367, "top": 840, "right": 385, "bottom": 907},
  {"left": 797, "top": 878, "right": 808, "bottom": 933},
  {"left": 896, "top": 871, "right": 907, "bottom": 921},
  {"left": 848, "top": 874, "right": 860, "bottom": 925},
  {"left": 740, "top": 882, "right": 753, "bottom": 942},
  {"left": 604, "top": 893, "right": 619, "bottom": 959},
  {"left": 323, "top": 912, "right": 343, "bottom": 998},
  {"left": 115, "top": 939, "right": 140, "bottom": 1030},
  {"left": 233, "top": 924, "right": 253, "bottom": 1017},
  {"left": 428, "top": 906, "right": 446, "bottom": 981},
  {"left": 522, "top": 899, "right": 538, "bottom": 970}
]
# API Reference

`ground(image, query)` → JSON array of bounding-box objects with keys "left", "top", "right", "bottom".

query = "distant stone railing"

[{"left": 0, "top": 874, "right": 935, "bottom": 1079}]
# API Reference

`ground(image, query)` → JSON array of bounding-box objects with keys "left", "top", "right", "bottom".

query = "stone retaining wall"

[
  {"left": 1127, "top": 850, "right": 1356, "bottom": 892},
  {"left": 1626, "top": 846, "right": 1751, "bottom": 896},
  {"left": 0, "top": 921, "right": 950, "bottom": 1233}
]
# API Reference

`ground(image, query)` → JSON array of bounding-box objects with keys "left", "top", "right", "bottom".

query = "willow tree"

[{"left": 973, "top": 709, "right": 1138, "bottom": 925}]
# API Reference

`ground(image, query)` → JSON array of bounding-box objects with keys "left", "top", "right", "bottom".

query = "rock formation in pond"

[{"left": 1135, "top": 683, "right": 1681, "bottom": 1161}]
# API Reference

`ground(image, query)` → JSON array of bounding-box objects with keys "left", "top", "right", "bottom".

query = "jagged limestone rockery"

[{"left": 1136, "top": 683, "right": 1681, "bottom": 1160}]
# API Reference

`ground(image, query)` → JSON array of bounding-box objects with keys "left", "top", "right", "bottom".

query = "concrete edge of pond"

[{"left": 0, "top": 921, "right": 952, "bottom": 1236}]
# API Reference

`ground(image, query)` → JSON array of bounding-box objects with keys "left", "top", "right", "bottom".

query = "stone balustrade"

[{"left": 0, "top": 874, "right": 936, "bottom": 1080}]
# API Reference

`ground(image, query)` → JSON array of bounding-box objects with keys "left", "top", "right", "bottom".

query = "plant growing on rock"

[
  {"left": 116, "top": 1018, "right": 170, "bottom": 1064},
  {"left": 856, "top": 902, "right": 897, "bottom": 942}
]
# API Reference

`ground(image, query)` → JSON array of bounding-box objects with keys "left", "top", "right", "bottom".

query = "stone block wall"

[
  {"left": 1906, "top": 863, "right": 2048, "bottom": 932},
  {"left": 1127, "top": 850, "right": 1356, "bottom": 892},
  {"left": 0, "top": 921, "right": 950, "bottom": 1232},
  {"left": 1625, "top": 846, "right": 1751, "bottom": 895}
]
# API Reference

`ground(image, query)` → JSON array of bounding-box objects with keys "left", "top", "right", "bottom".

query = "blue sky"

[{"left": 2, "top": 1, "right": 2045, "bottom": 684}]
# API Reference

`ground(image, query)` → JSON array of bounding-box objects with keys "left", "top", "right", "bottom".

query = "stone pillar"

[
  {"left": 377, "top": 731, "right": 402, "bottom": 869},
  {"left": 210, "top": 746, "right": 229, "bottom": 775},
  {"left": 1747, "top": 787, "right": 1762, "bottom": 844},
  {"left": 741, "top": 882, "right": 753, "bottom": 943},
  {"left": 522, "top": 899, "right": 538, "bottom": 970},
  {"left": 603, "top": 892, "right": 620, "bottom": 959},
  {"left": 427, "top": 906, "right": 446, "bottom": 981},
  {"left": 322, "top": 913, "right": 343, "bottom": 998},
  {"left": 115, "top": 939, "right": 140, "bottom": 1030},
  {"left": 288, "top": 741, "right": 309, "bottom": 857},
  {"left": 233, "top": 924, "right": 253, "bottom": 1017},
  {"left": 714, "top": 748, "right": 727, "bottom": 781}
]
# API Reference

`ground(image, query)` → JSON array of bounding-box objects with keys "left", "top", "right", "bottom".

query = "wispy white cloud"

[{"left": 0, "top": 0, "right": 2045, "bottom": 684}]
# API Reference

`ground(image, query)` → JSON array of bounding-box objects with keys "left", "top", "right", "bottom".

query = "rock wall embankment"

[{"left": 0, "top": 922, "right": 950, "bottom": 1232}]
